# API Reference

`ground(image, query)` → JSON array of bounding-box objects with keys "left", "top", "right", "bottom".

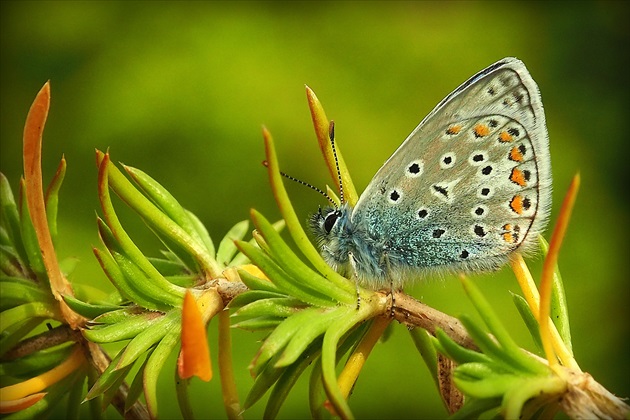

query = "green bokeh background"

[{"left": 1, "top": 1, "right": 628, "bottom": 418}]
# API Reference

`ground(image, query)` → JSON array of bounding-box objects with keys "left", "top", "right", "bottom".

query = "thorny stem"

[
  {"left": 391, "top": 292, "right": 477, "bottom": 351},
  {"left": 1, "top": 325, "right": 80, "bottom": 361}
]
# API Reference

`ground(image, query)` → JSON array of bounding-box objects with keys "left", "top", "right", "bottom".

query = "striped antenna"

[
  {"left": 262, "top": 161, "right": 337, "bottom": 207},
  {"left": 328, "top": 120, "right": 345, "bottom": 205}
]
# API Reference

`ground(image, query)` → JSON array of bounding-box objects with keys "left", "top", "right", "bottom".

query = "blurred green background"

[{"left": 1, "top": 1, "right": 628, "bottom": 418}]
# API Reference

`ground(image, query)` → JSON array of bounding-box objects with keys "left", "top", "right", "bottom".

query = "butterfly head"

[{"left": 309, "top": 203, "right": 354, "bottom": 269}]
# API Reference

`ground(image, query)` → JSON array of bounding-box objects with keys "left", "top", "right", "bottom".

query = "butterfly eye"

[{"left": 323, "top": 211, "right": 340, "bottom": 234}]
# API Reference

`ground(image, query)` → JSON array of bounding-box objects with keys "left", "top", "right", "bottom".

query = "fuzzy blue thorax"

[{"left": 310, "top": 204, "right": 387, "bottom": 283}]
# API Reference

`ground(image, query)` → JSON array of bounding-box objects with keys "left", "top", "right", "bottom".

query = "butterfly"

[{"left": 309, "top": 57, "right": 552, "bottom": 288}]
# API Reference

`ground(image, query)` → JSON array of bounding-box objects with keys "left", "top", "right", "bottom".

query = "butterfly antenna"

[
  {"left": 328, "top": 120, "right": 345, "bottom": 205},
  {"left": 262, "top": 161, "right": 337, "bottom": 207}
]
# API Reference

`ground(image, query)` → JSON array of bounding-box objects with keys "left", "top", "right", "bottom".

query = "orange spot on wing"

[
  {"left": 501, "top": 223, "right": 520, "bottom": 244},
  {"left": 510, "top": 168, "right": 527, "bottom": 187},
  {"left": 446, "top": 125, "right": 462, "bottom": 135},
  {"left": 509, "top": 146, "right": 524, "bottom": 162},
  {"left": 510, "top": 195, "right": 524, "bottom": 214},
  {"left": 499, "top": 131, "right": 513, "bottom": 142},
  {"left": 474, "top": 124, "right": 490, "bottom": 137}
]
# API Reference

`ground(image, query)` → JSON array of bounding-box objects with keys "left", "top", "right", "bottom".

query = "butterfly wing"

[{"left": 351, "top": 57, "right": 551, "bottom": 278}]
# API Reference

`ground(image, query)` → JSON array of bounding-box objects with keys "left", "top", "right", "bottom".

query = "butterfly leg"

[
  {"left": 383, "top": 252, "right": 395, "bottom": 317},
  {"left": 348, "top": 251, "right": 361, "bottom": 310}
]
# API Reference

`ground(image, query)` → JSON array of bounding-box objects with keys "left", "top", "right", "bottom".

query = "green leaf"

[
  {"left": 86, "top": 367, "right": 103, "bottom": 420},
  {"left": 91, "top": 307, "right": 144, "bottom": 324},
  {"left": 0, "top": 226, "right": 12, "bottom": 247},
  {"left": 251, "top": 307, "right": 329, "bottom": 375},
  {"left": 234, "top": 297, "right": 304, "bottom": 319},
  {"left": 143, "top": 320, "right": 181, "bottom": 418},
  {"left": 228, "top": 290, "right": 287, "bottom": 310},
  {"left": 459, "top": 315, "right": 545, "bottom": 375},
  {"left": 19, "top": 183, "right": 46, "bottom": 279},
  {"left": 93, "top": 246, "right": 169, "bottom": 311},
  {"left": 251, "top": 210, "right": 354, "bottom": 305},
  {"left": 124, "top": 165, "right": 204, "bottom": 245},
  {"left": 94, "top": 215, "right": 186, "bottom": 308},
  {"left": 231, "top": 219, "right": 285, "bottom": 267},
  {"left": 125, "top": 356, "right": 148, "bottom": 412},
  {"left": 450, "top": 397, "right": 502, "bottom": 419},
  {"left": 62, "top": 295, "right": 122, "bottom": 319},
  {"left": 175, "top": 372, "right": 194, "bottom": 420},
  {"left": 454, "top": 372, "right": 516, "bottom": 398},
  {"left": 83, "top": 312, "right": 164, "bottom": 343},
  {"left": 237, "top": 268, "right": 280, "bottom": 294},
  {"left": 185, "top": 210, "right": 216, "bottom": 260},
  {"left": 0, "top": 279, "right": 52, "bottom": 309},
  {"left": 164, "top": 274, "right": 197, "bottom": 288},
  {"left": 434, "top": 328, "right": 492, "bottom": 366},
  {"left": 460, "top": 277, "right": 521, "bottom": 354},
  {"left": 539, "top": 236, "right": 573, "bottom": 354},
  {"left": 0, "top": 246, "right": 24, "bottom": 278},
  {"left": 0, "top": 343, "right": 74, "bottom": 378},
  {"left": 148, "top": 257, "right": 187, "bottom": 276},
  {"left": 44, "top": 157, "right": 66, "bottom": 243},
  {"left": 231, "top": 316, "right": 283, "bottom": 331},
  {"left": 151, "top": 227, "right": 202, "bottom": 274},
  {"left": 275, "top": 306, "right": 350, "bottom": 368},
  {"left": 117, "top": 310, "right": 180, "bottom": 369},
  {"left": 264, "top": 341, "right": 322, "bottom": 419},
  {"left": 261, "top": 129, "right": 354, "bottom": 294},
  {"left": 98, "top": 156, "right": 183, "bottom": 282},
  {"left": 501, "top": 375, "right": 566, "bottom": 419},
  {"left": 66, "top": 370, "right": 85, "bottom": 420},
  {"left": 112, "top": 250, "right": 183, "bottom": 308},
  {"left": 97, "top": 151, "right": 220, "bottom": 277},
  {"left": 460, "top": 277, "right": 548, "bottom": 375},
  {"left": 306, "top": 320, "right": 371, "bottom": 418},
  {"left": 101, "top": 363, "right": 134, "bottom": 410},
  {"left": 244, "top": 352, "right": 287, "bottom": 410},
  {"left": 0, "top": 317, "right": 43, "bottom": 358},
  {"left": 85, "top": 349, "right": 126, "bottom": 400},
  {"left": 319, "top": 309, "right": 370, "bottom": 420},
  {"left": 511, "top": 292, "right": 543, "bottom": 352},
  {"left": 454, "top": 362, "right": 502, "bottom": 381},
  {"left": 0, "top": 174, "right": 29, "bottom": 270},
  {"left": 409, "top": 328, "right": 439, "bottom": 388},
  {"left": 0, "top": 301, "right": 57, "bottom": 334},
  {"left": 216, "top": 220, "right": 249, "bottom": 266},
  {"left": 308, "top": 355, "right": 326, "bottom": 418},
  {"left": 236, "top": 241, "right": 335, "bottom": 308}
]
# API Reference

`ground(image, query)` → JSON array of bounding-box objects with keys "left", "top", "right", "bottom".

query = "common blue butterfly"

[{"left": 310, "top": 57, "right": 552, "bottom": 288}]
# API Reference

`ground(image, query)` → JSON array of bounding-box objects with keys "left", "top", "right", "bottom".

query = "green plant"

[{"left": 1, "top": 82, "right": 627, "bottom": 419}]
